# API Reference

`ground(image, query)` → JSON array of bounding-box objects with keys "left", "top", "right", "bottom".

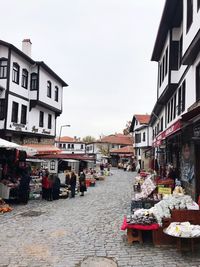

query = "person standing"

[
  {"left": 70, "top": 171, "right": 77, "bottom": 198},
  {"left": 46, "top": 174, "right": 53, "bottom": 201},
  {"left": 18, "top": 167, "right": 31, "bottom": 204},
  {"left": 65, "top": 170, "right": 71, "bottom": 186},
  {"left": 52, "top": 174, "right": 61, "bottom": 200},
  {"left": 42, "top": 169, "right": 49, "bottom": 200},
  {"left": 79, "top": 171, "right": 86, "bottom": 196}
]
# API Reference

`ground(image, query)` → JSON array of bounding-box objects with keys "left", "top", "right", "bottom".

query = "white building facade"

[
  {"left": 150, "top": 0, "right": 200, "bottom": 199},
  {"left": 0, "top": 39, "right": 67, "bottom": 144},
  {"left": 55, "top": 137, "right": 86, "bottom": 154},
  {"left": 130, "top": 115, "right": 152, "bottom": 170}
]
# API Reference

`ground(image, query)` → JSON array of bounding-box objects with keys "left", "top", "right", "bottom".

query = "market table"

[
  {"left": 121, "top": 217, "right": 159, "bottom": 244},
  {"left": 163, "top": 228, "right": 200, "bottom": 253}
]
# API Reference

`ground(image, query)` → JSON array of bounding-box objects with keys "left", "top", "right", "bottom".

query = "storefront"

[{"left": 153, "top": 120, "right": 182, "bottom": 177}]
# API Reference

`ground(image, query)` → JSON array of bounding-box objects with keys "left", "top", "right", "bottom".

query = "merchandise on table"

[
  {"left": 165, "top": 222, "right": 200, "bottom": 238},
  {"left": 29, "top": 176, "right": 42, "bottom": 199},
  {"left": 59, "top": 187, "right": 69, "bottom": 198},
  {"left": 149, "top": 194, "right": 198, "bottom": 225},
  {"left": 127, "top": 209, "right": 157, "bottom": 225},
  {"left": 0, "top": 198, "right": 13, "bottom": 213},
  {"left": 134, "top": 175, "right": 156, "bottom": 200}
]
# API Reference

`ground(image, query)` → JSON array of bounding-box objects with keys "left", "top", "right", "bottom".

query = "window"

[
  {"left": 153, "top": 129, "right": 155, "bottom": 139},
  {"left": 12, "top": 63, "right": 20, "bottom": 84},
  {"left": 21, "top": 69, "right": 28, "bottom": 89},
  {"left": 159, "top": 64, "right": 162, "bottom": 87},
  {"left": 55, "top": 86, "right": 59, "bottom": 102},
  {"left": 187, "top": 0, "right": 193, "bottom": 32},
  {"left": 0, "top": 99, "right": 5, "bottom": 120},
  {"left": 0, "top": 58, "right": 7, "bottom": 78},
  {"left": 170, "top": 98, "right": 174, "bottom": 122},
  {"left": 48, "top": 114, "right": 52, "bottom": 129},
  {"left": 173, "top": 93, "right": 177, "bottom": 119},
  {"left": 81, "top": 144, "right": 84, "bottom": 149},
  {"left": 167, "top": 102, "right": 170, "bottom": 123},
  {"left": 11, "top": 101, "right": 18, "bottom": 123},
  {"left": 198, "top": 0, "right": 200, "bottom": 11},
  {"left": 50, "top": 160, "right": 56, "bottom": 171},
  {"left": 21, "top": 105, "right": 27, "bottom": 125},
  {"left": 160, "top": 117, "right": 163, "bottom": 132},
  {"left": 162, "top": 57, "right": 165, "bottom": 82},
  {"left": 182, "top": 81, "right": 186, "bottom": 112},
  {"left": 178, "top": 87, "right": 182, "bottom": 115},
  {"left": 47, "top": 81, "right": 51, "bottom": 98},
  {"left": 135, "top": 133, "right": 141, "bottom": 143},
  {"left": 30, "top": 73, "right": 38, "bottom": 90},
  {"left": 63, "top": 144, "right": 66, "bottom": 149},
  {"left": 178, "top": 37, "right": 183, "bottom": 69},
  {"left": 71, "top": 144, "right": 74, "bottom": 149},
  {"left": 196, "top": 63, "right": 200, "bottom": 101},
  {"left": 68, "top": 144, "right": 70, "bottom": 149},
  {"left": 39, "top": 111, "right": 44, "bottom": 127},
  {"left": 59, "top": 143, "right": 62, "bottom": 148},
  {"left": 142, "top": 132, "right": 146, "bottom": 142},
  {"left": 165, "top": 48, "right": 168, "bottom": 76}
]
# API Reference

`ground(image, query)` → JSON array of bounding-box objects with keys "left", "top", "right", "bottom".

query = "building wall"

[
  {"left": 157, "top": 32, "right": 170, "bottom": 98},
  {"left": 38, "top": 67, "right": 63, "bottom": 111},
  {"left": 182, "top": 0, "right": 200, "bottom": 55}
]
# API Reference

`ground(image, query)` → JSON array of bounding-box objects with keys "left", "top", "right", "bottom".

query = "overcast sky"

[{"left": 1, "top": 0, "right": 165, "bottom": 139}]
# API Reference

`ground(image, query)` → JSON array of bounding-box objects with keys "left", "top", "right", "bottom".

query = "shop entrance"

[{"left": 195, "top": 144, "right": 200, "bottom": 200}]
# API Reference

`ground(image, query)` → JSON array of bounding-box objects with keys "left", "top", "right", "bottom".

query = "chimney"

[{"left": 22, "top": 39, "right": 32, "bottom": 57}]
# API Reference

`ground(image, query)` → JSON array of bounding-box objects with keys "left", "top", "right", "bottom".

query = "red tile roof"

[
  {"left": 134, "top": 114, "right": 150, "bottom": 124},
  {"left": 100, "top": 134, "right": 133, "bottom": 145},
  {"left": 55, "top": 136, "right": 84, "bottom": 143},
  {"left": 55, "top": 136, "right": 75, "bottom": 142},
  {"left": 23, "top": 144, "right": 60, "bottom": 155},
  {"left": 110, "top": 145, "right": 134, "bottom": 154}
]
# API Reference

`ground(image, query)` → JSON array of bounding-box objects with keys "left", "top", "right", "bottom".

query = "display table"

[
  {"left": 163, "top": 228, "right": 200, "bottom": 253},
  {"left": 121, "top": 217, "right": 159, "bottom": 244}
]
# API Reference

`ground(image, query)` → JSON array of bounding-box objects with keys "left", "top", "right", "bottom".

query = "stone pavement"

[{"left": 1, "top": 169, "right": 200, "bottom": 267}]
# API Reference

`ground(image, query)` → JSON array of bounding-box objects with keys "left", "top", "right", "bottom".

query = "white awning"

[
  {"left": 62, "top": 159, "right": 79, "bottom": 163},
  {"left": 26, "top": 159, "right": 47, "bottom": 163},
  {"left": 0, "top": 138, "right": 36, "bottom": 155}
]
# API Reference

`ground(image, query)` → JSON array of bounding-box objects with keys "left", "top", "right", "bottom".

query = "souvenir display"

[
  {"left": 127, "top": 209, "right": 157, "bottom": 225},
  {"left": 165, "top": 222, "right": 200, "bottom": 238},
  {"left": 134, "top": 175, "right": 156, "bottom": 200}
]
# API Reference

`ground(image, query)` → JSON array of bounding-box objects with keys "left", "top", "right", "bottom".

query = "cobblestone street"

[{"left": 1, "top": 169, "right": 200, "bottom": 267}]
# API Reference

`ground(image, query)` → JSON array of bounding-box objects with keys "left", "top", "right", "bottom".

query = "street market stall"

[{"left": 121, "top": 171, "right": 200, "bottom": 249}]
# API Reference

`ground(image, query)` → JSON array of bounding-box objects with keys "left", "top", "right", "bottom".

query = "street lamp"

[{"left": 58, "top": 124, "right": 71, "bottom": 147}]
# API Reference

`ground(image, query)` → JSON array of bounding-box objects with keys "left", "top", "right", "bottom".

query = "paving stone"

[{"left": 1, "top": 169, "right": 200, "bottom": 267}]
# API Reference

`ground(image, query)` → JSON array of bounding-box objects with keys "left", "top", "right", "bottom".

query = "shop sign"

[
  {"left": 158, "top": 187, "right": 172, "bottom": 195},
  {"left": 193, "top": 124, "right": 200, "bottom": 138},
  {"left": 153, "top": 120, "right": 181, "bottom": 147}
]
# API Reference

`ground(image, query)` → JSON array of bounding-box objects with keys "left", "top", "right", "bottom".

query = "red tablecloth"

[{"left": 121, "top": 217, "right": 159, "bottom": 231}]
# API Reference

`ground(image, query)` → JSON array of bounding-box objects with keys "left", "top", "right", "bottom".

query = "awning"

[
  {"left": 62, "top": 159, "right": 79, "bottom": 163},
  {"left": 26, "top": 159, "right": 47, "bottom": 163},
  {"left": 0, "top": 138, "right": 36, "bottom": 155}
]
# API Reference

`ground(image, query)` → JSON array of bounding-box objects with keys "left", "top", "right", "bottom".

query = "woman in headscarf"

[{"left": 79, "top": 170, "right": 86, "bottom": 196}]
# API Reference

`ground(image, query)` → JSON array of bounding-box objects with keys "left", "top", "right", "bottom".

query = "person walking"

[
  {"left": 70, "top": 171, "right": 77, "bottom": 198},
  {"left": 79, "top": 171, "right": 86, "bottom": 196}
]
